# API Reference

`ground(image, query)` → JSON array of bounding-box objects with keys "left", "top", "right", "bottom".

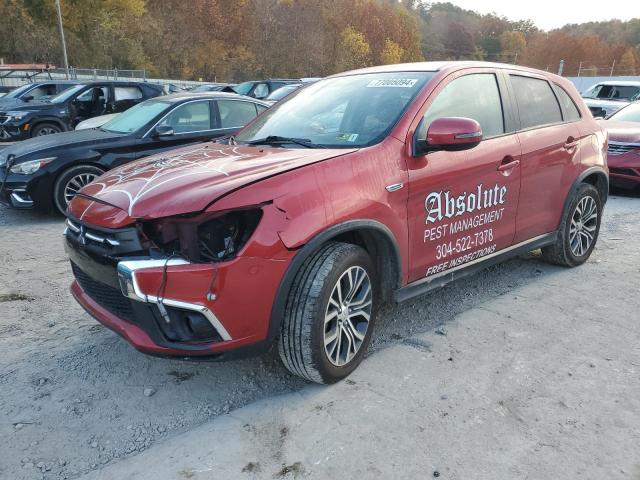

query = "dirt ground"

[{"left": 0, "top": 191, "right": 638, "bottom": 479}]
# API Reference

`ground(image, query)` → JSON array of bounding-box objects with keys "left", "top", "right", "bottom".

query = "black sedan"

[
  {"left": 0, "top": 92, "right": 268, "bottom": 213},
  {"left": 0, "top": 81, "right": 163, "bottom": 141}
]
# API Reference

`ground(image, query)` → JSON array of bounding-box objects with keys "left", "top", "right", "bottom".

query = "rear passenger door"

[
  {"left": 506, "top": 73, "right": 582, "bottom": 243},
  {"left": 112, "top": 85, "right": 144, "bottom": 113},
  {"left": 407, "top": 69, "right": 522, "bottom": 282},
  {"left": 214, "top": 99, "right": 263, "bottom": 136}
]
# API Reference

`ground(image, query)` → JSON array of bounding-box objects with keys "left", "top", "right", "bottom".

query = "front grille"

[
  {"left": 0, "top": 115, "right": 8, "bottom": 124},
  {"left": 609, "top": 167, "right": 640, "bottom": 177},
  {"left": 72, "top": 262, "right": 135, "bottom": 323},
  {"left": 608, "top": 142, "right": 640, "bottom": 156}
]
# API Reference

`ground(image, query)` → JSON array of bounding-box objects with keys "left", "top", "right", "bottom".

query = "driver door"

[
  {"left": 406, "top": 70, "right": 522, "bottom": 282},
  {"left": 70, "top": 85, "right": 109, "bottom": 126},
  {"left": 133, "top": 100, "right": 221, "bottom": 161}
]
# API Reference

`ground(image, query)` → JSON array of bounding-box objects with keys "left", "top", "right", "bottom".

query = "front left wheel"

[
  {"left": 278, "top": 242, "right": 378, "bottom": 384},
  {"left": 53, "top": 165, "right": 104, "bottom": 214}
]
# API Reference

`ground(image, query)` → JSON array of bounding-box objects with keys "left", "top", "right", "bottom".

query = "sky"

[{"left": 448, "top": 0, "right": 639, "bottom": 30}]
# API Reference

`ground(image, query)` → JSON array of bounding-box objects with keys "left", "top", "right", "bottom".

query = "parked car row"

[{"left": 7, "top": 62, "right": 640, "bottom": 384}]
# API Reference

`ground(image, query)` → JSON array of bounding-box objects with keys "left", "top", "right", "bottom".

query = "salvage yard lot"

[{"left": 1, "top": 194, "right": 639, "bottom": 479}]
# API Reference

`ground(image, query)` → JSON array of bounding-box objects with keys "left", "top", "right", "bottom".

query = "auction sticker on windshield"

[{"left": 367, "top": 79, "right": 418, "bottom": 88}]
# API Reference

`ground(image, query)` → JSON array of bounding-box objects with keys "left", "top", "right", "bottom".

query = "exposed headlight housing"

[
  {"left": 5, "top": 111, "right": 31, "bottom": 121},
  {"left": 142, "top": 208, "right": 263, "bottom": 263},
  {"left": 10, "top": 157, "right": 56, "bottom": 175}
]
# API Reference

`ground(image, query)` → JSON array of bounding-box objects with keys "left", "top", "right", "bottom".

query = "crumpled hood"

[
  {"left": 77, "top": 143, "right": 357, "bottom": 219},
  {"left": 599, "top": 120, "right": 640, "bottom": 144}
]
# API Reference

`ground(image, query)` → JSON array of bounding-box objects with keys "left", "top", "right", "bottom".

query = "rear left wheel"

[
  {"left": 278, "top": 242, "right": 378, "bottom": 384},
  {"left": 542, "top": 183, "right": 602, "bottom": 267},
  {"left": 53, "top": 165, "right": 104, "bottom": 215}
]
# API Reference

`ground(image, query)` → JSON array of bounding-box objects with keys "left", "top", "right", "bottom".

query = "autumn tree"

[
  {"left": 499, "top": 31, "right": 526, "bottom": 63},
  {"left": 380, "top": 39, "right": 404, "bottom": 65},
  {"left": 334, "top": 26, "right": 371, "bottom": 72}
]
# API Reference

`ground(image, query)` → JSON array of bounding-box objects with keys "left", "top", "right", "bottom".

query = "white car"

[
  {"left": 582, "top": 81, "right": 640, "bottom": 117},
  {"left": 75, "top": 113, "right": 119, "bottom": 130}
]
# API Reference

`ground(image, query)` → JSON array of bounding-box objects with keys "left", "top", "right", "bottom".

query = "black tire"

[
  {"left": 278, "top": 242, "right": 379, "bottom": 384},
  {"left": 53, "top": 165, "right": 104, "bottom": 215},
  {"left": 542, "top": 183, "right": 602, "bottom": 267},
  {"left": 31, "top": 122, "right": 62, "bottom": 137}
]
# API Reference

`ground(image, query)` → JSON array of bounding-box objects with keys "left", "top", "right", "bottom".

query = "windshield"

[
  {"left": 101, "top": 100, "right": 170, "bottom": 133},
  {"left": 49, "top": 84, "right": 86, "bottom": 103},
  {"left": 233, "top": 81, "right": 254, "bottom": 96},
  {"left": 266, "top": 85, "right": 299, "bottom": 101},
  {"left": 583, "top": 84, "right": 640, "bottom": 101},
  {"left": 4, "top": 84, "right": 34, "bottom": 99},
  {"left": 609, "top": 103, "right": 640, "bottom": 123},
  {"left": 235, "top": 72, "right": 433, "bottom": 148}
]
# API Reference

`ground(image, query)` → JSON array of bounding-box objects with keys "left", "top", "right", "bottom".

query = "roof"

[
  {"left": 332, "top": 61, "right": 563, "bottom": 79},
  {"left": 29, "top": 79, "right": 83, "bottom": 84},
  {"left": 589, "top": 81, "right": 640, "bottom": 87},
  {"left": 148, "top": 91, "right": 270, "bottom": 105}
]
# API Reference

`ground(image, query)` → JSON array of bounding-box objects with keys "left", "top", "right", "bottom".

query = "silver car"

[{"left": 582, "top": 81, "right": 640, "bottom": 117}]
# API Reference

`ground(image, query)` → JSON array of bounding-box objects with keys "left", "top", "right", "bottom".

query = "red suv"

[{"left": 65, "top": 62, "right": 608, "bottom": 384}]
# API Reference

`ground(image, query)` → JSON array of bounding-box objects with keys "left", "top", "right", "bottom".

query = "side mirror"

[
  {"left": 414, "top": 117, "right": 483, "bottom": 155},
  {"left": 23, "top": 95, "right": 34, "bottom": 102},
  {"left": 153, "top": 125, "right": 175, "bottom": 138}
]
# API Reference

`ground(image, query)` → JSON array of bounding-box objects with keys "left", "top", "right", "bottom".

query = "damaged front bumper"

[{"left": 65, "top": 220, "right": 294, "bottom": 358}]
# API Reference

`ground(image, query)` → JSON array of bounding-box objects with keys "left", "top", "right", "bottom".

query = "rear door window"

[
  {"left": 510, "top": 75, "right": 562, "bottom": 129},
  {"left": 423, "top": 73, "right": 505, "bottom": 139},
  {"left": 217, "top": 100, "right": 259, "bottom": 128},
  {"left": 159, "top": 101, "right": 212, "bottom": 133}
]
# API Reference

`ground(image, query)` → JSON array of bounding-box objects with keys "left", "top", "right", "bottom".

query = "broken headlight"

[{"left": 142, "top": 209, "right": 263, "bottom": 263}]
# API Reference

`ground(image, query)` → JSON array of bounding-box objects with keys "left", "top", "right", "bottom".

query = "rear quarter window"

[
  {"left": 510, "top": 75, "right": 562, "bottom": 129},
  {"left": 553, "top": 84, "right": 581, "bottom": 122}
]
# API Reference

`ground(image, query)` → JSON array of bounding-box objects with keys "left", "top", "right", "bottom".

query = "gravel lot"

[{"left": 0, "top": 191, "right": 638, "bottom": 479}]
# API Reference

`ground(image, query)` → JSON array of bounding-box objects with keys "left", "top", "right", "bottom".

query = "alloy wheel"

[
  {"left": 64, "top": 173, "right": 99, "bottom": 205},
  {"left": 323, "top": 266, "right": 373, "bottom": 367},
  {"left": 36, "top": 127, "right": 59, "bottom": 136},
  {"left": 569, "top": 196, "right": 598, "bottom": 257}
]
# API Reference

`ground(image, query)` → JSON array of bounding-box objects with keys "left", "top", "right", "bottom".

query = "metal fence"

[{"left": 0, "top": 67, "right": 205, "bottom": 90}]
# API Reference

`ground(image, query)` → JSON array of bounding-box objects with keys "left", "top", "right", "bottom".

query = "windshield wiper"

[{"left": 245, "top": 135, "right": 325, "bottom": 148}]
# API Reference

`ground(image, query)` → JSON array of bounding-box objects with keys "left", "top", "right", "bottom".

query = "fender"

[
  {"left": 267, "top": 219, "right": 402, "bottom": 342},
  {"left": 31, "top": 116, "right": 70, "bottom": 132}
]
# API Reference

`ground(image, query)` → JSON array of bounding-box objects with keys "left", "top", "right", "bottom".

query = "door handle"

[
  {"left": 564, "top": 136, "right": 579, "bottom": 150},
  {"left": 497, "top": 159, "right": 520, "bottom": 172}
]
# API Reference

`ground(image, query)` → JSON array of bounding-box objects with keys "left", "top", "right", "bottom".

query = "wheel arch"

[
  {"left": 52, "top": 162, "right": 107, "bottom": 213},
  {"left": 268, "top": 220, "right": 402, "bottom": 342},
  {"left": 558, "top": 166, "right": 608, "bottom": 232},
  {"left": 31, "top": 117, "right": 69, "bottom": 134}
]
